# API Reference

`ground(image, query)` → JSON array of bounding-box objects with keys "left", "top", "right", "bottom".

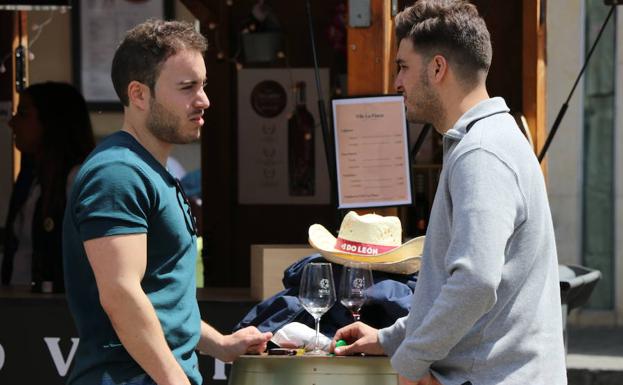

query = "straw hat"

[{"left": 308, "top": 211, "right": 424, "bottom": 274}]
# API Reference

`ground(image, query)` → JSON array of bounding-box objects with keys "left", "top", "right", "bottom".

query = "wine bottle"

[{"left": 288, "top": 81, "right": 315, "bottom": 196}]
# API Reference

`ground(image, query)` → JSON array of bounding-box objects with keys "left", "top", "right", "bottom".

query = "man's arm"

[
  {"left": 332, "top": 322, "right": 439, "bottom": 385},
  {"left": 85, "top": 234, "right": 190, "bottom": 385},
  {"left": 390, "top": 150, "right": 524, "bottom": 381},
  {"left": 196, "top": 321, "right": 272, "bottom": 362}
]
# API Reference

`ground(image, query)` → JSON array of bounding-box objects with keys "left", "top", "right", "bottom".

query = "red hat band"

[{"left": 335, "top": 237, "right": 398, "bottom": 256}]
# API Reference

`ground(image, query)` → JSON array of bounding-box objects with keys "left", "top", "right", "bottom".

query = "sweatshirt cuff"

[
  {"left": 378, "top": 317, "right": 406, "bottom": 357},
  {"left": 390, "top": 343, "right": 432, "bottom": 381}
]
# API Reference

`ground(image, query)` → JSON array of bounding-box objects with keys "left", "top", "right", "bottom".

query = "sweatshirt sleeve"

[
  {"left": 390, "top": 148, "right": 527, "bottom": 381},
  {"left": 378, "top": 316, "right": 407, "bottom": 355}
]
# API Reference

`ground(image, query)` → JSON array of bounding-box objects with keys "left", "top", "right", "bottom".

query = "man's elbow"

[
  {"left": 467, "top": 273, "right": 498, "bottom": 310},
  {"left": 450, "top": 265, "right": 499, "bottom": 309}
]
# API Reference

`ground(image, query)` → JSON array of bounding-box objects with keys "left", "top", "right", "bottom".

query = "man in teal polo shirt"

[{"left": 63, "top": 20, "right": 271, "bottom": 385}]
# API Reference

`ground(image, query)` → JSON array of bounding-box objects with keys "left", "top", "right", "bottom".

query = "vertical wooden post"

[
  {"left": 180, "top": 0, "right": 236, "bottom": 287},
  {"left": 347, "top": 0, "right": 395, "bottom": 95},
  {"left": 202, "top": 4, "right": 235, "bottom": 287},
  {"left": 347, "top": 0, "right": 398, "bottom": 216},
  {"left": 523, "top": 0, "right": 547, "bottom": 175}
]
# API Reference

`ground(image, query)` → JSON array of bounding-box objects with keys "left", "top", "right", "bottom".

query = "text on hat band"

[{"left": 335, "top": 237, "right": 398, "bottom": 256}]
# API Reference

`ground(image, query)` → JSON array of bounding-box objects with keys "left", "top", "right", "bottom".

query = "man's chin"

[{"left": 182, "top": 127, "right": 201, "bottom": 144}]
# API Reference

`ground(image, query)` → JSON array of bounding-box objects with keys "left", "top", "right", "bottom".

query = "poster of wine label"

[
  {"left": 332, "top": 95, "right": 413, "bottom": 209},
  {"left": 237, "top": 68, "right": 331, "bottom": 204}
]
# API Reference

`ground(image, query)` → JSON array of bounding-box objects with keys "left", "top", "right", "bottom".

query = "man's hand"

[
  {"left": 217, "top": 326, "right": 272, "bottom": 362},
  {"left": 399, "top": 373, "right": 442, "bottom": 385},
  {"left": 330, "top": 322, "right": 385, "bottom": 356}
]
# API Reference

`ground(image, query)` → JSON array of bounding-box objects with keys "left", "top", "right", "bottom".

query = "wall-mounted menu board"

[{"left": 332, "top": 95, "right": 412, "bottom": 209}]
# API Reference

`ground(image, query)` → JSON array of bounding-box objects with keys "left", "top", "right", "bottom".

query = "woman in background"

[{"left": 1, "top": 82, "right": 95, "bottom": 292}]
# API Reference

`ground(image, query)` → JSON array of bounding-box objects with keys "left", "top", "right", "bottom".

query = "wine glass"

[
  {"left": 339, "top": 264, "right": 374, "bottom": 322},
  {"left": 298, "top": 262, "right": 336, "bottom": 355}
]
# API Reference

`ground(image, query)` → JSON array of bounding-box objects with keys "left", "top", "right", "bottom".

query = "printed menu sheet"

[
  {"left": 332, "top": 96, "right": 412, "bottom": 209},
  {"left": 79, "top": 0, "right": 164, "bottom": 103}
]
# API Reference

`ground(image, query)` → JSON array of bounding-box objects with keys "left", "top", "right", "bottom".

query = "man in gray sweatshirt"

[{"left": 331, "top": 1, "right": 567, "bottom": 385}]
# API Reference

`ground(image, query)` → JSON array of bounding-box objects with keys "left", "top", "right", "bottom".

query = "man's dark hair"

[
  {"left": 395, "top": 0, "right": 492, "bottom": 85},
  {"left": 111, "top": 19, "right": 208, "bottom": 106}
]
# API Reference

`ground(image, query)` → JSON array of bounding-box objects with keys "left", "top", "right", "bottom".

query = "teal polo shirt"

[{"left": 63, "top": 131, "right": 201, "bottom": 385}]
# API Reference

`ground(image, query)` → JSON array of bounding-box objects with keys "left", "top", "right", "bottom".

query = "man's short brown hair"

[
  {"left": 395, "top": 0, "right": 492, "bottom": 85},
  {"left": 111, "top": 19, "right": 208, "bottom": 106}
]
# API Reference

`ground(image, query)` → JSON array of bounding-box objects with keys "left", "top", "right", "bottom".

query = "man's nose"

[
  {"left": 196, "top": 89, "right": 210, "bottom": 109},
  {"left": 394, "top": 77, "right": 403, "bottom": 93}
]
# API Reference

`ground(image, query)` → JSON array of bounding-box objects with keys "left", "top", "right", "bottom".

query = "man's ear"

[
  {"left": 430, "top": 55, "right": 448, "bottom": 84},
  {"left": 127, "top": 81, "right": 151, "bottom": 111}
]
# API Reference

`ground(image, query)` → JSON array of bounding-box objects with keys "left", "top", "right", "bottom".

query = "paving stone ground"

[{"left": 567, "top": 327, "right": 623, "bottom": 385}]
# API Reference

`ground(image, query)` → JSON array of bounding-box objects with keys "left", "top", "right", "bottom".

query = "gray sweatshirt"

[{"left": 379, "top": 97, "right": 567, "bottom": 385}]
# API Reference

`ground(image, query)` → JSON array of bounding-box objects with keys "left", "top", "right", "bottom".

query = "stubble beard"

[
  {"left": 146, "top": 99, "right": 200, "bottom": 145},
  {"left": 406, "top": 69, "right": 444, "bottom": 127}
]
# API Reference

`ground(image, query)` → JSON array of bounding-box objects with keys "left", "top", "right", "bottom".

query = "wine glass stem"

[
  {"left": 353, "top": 313, "right": 360, "bottom": 322},
  {"left": 314, "top": 317, "right": 321, "bottom": 351}
]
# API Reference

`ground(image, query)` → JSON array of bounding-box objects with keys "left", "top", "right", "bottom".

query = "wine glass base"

[{"left": 304, "top": 349, "right": 328, "bottom": 356}]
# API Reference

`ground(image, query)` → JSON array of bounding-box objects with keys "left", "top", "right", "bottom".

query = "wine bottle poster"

[
  {"left": 332, "top": 95, "right": 412, "bottom": 209},
  {"left": 237, "top": 69, "right": 331, "bottom": 204}
]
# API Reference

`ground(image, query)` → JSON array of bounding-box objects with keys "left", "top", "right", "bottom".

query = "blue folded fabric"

[
  {"left": 234, "top": 254, "right": 417, "bottom": 338},
  {"left": 180, "top": 169, "right": 201, "bottom": 198}
]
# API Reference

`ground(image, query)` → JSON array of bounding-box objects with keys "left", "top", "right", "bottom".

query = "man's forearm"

[
  {"left": 391, "top": 267, "right": 498, "bottom": 380},
  {"left": 102, "top": 285, "right": 190, "bottom": 385},
  {"left": 197, "top": 322, "right": 272, "bottom": 362},
  {"left": 197, "top": 321, "right": 224, "bottom": 357}
]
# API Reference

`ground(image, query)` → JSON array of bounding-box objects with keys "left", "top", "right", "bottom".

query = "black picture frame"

[
  {"left": 330, "top": 94, "right": 414, "bottom": 210},
  {"left": 71, "top": 0, "right": 174, "bottom": 111}
]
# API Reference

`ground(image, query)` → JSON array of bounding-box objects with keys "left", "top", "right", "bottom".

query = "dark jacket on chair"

[{"left": 235, "top": 254, "right": 417, "bottom": 338}]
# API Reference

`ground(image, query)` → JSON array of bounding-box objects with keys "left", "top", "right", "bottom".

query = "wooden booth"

[
  {"left": 0, "top": 0, "right": 547, "bottom": 288},
  {"left": 180, "top": 0, "right": 547, "bottom": 288},
  {"left": 0, "top": 1, "right": 548, "bottom": 384}
]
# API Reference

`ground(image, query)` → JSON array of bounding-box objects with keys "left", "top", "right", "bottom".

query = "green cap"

[{"left": 335, "top": 339, "right": 347, "bottom": 348}]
